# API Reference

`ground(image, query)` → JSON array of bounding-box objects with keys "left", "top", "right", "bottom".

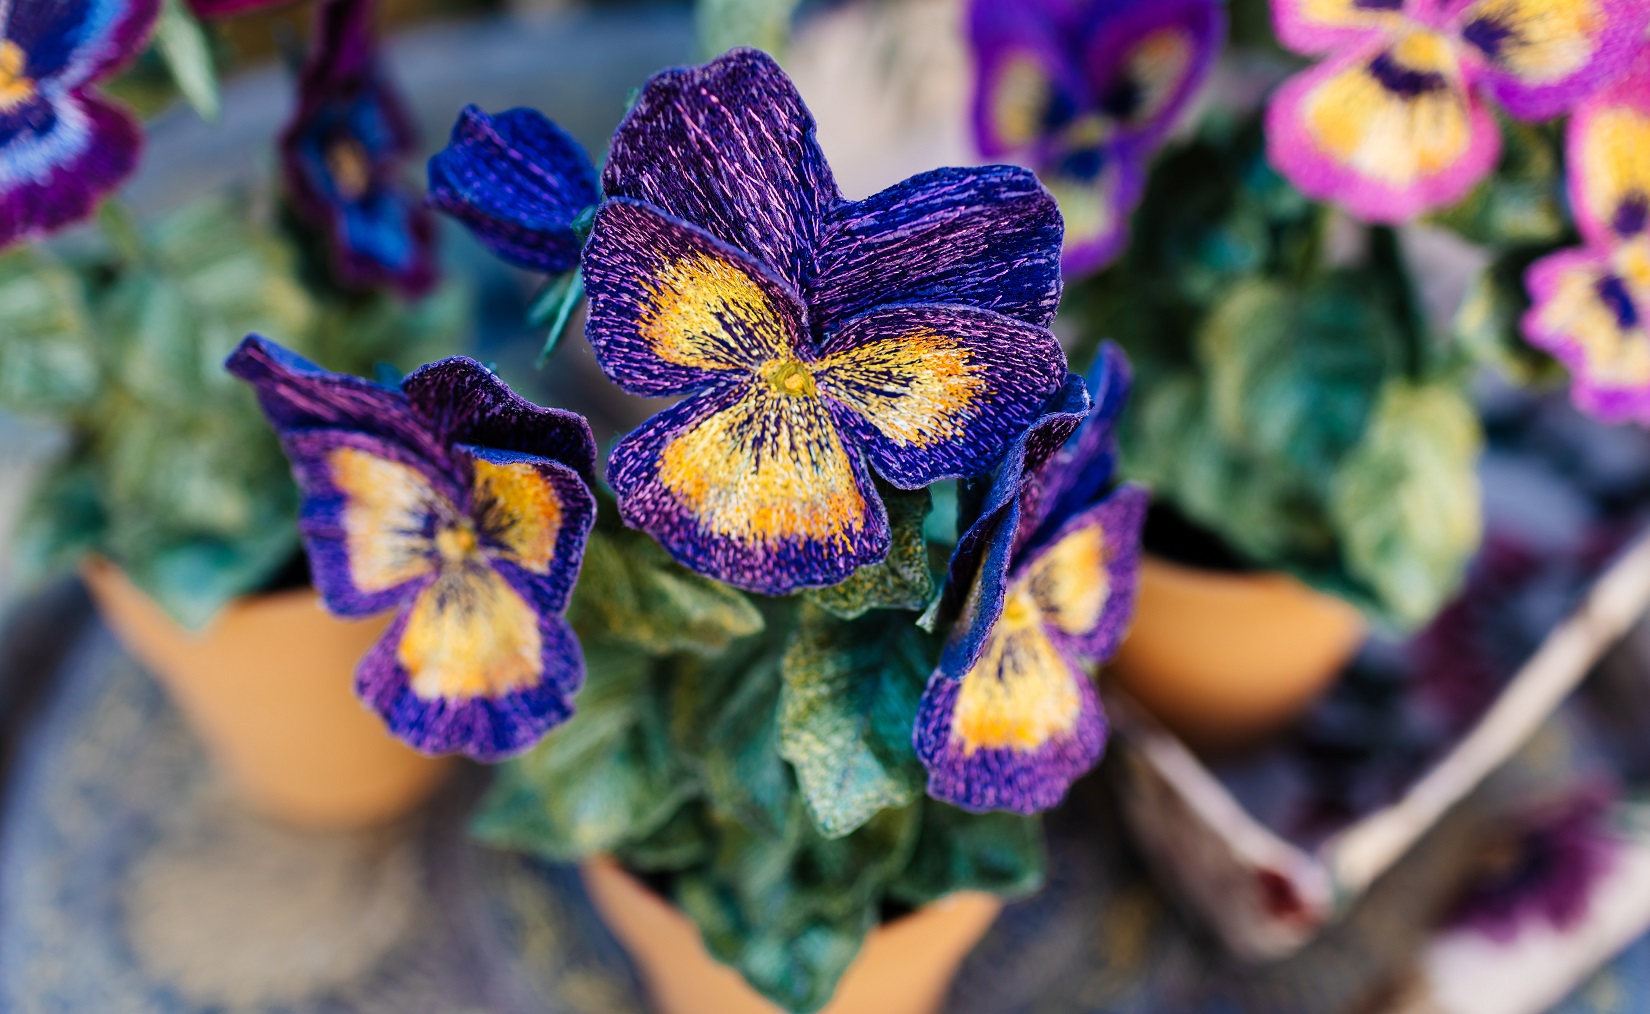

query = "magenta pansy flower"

[
  {"left": 0, "top": 0, "right": 160, "bottom": 248},
  {"left": 226, "top": 336, "right": 598, "bottom": 760},
  {"left": 1522, "top": 56, "right": 1650, "bottom": 423},
  {"left": 1266, "top": 0, "right": 1648, "bottom": 223},
  {"left": 968, "top": 0, "right": 1225, "bottom": 275},
  {"left": 280, "top": 0, "right": 436, "bottom": 297},
  {"left": 916, "top": 344, "right": 1146, "bottom": 814},
  {"left": 582, "top": 49, "right": 1070, "bottom": 596}
]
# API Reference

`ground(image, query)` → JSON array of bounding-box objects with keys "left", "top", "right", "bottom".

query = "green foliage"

[
  {"left": 779, "top": 604, "right": 935, "bottom": 838},
  {"left": 806, "top": 486, "right": 934, "bottom": 620},
  {"left": 1428, "top": 118, "right": 1567, "bottom": 248},
  {"left": 0, "top": 198, "right": 467, "bottom": 628},
  {"left": 154, "top": 0, "right": 220, "bottom": 122},
  {"left": 1331, "top": 382, "right": 1482, "bottom": 629},
  {"left": 695, "top": 0, "right": 801, "bottom": 58},
  {"left": 1063, "top": 113, "right": 1486, "bottom": 629},
  {"left": 1454, "top": 246, "right": 1569, "bottom": 387},
  {"left": 889, "top": 804, "right": 1045, "bottom": 908},
  {"left": 569, "top": 519, "right": 765, "bottom": 655}
]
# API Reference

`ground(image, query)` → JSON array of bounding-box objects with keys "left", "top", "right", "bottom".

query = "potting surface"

[{"left": 0, "top": 584, "right": 1644, "bottom": 1014}]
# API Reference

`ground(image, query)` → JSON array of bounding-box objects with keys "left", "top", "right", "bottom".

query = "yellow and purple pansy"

[
  {"left": 968, "top": 0, "right": 1225, "bottom": 275},
  {"left": 916, "top": 344, "right": 1147, "bottom": 814},
  {"left": 426, "top": 104, "right": 599, "bottom": 275},
  {"left": 226, "top": 336, "right": 598, "bottom": 760},
  {"left": 583, "top": 48, "right": 1070, "bottom": 596},
  {"left": 1523, "top": 57, "right": 1650, "bottom": 422},
  {"left": 0, "top": 0, "right": 160, "bottom": 248},
  {"left": 1267, "top": 0, "right": 1649, "bottom": 223},
  {"left": 280, "top": 0, "right": 436, "bottom": 297}
]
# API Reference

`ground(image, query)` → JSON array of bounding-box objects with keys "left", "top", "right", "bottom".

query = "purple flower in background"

[
  {"left": 916, "top": 344, "right": 1147, "bottom": 814},
  {"left": 187, "top": 0, "right": 287, "bottom": 16},
  {"left": 582, "top": 48, "right": 1069, "bottom": 596},
  {"left": 226, "top": 336, "right": 598, "bottom": 760},
  {"left": 1267, "top": 0, "right": 1648, "bottom": 223},
  {"left": 1523, "top": 56, "right": 1650, "bottom": 423},
  {"left": 0, "top": 0, "right": 160, "bottom": 248},
  {"left": 427, "top": 105, "right": 599, "bottom": 274},
  {"left": 968, "top": 0, "right": 1224, "bottom": 275},
  {"left": 1446, "top": 783, "right": 1619, "bottom": 941},
  {"left": 280, "top": 0, "right": 436, "bottom": 297}
]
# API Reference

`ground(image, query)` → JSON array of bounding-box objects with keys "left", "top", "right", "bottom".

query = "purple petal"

[
  {"left": 582, "top": 197, "right": 810, "bottom": 397},
  {"left": 1034, "top": 342, "right": 1131, "bottom": 536},
  {"left": 938, "top": 493, "right": 1021, "bottom": 681},
  {"left": 814, "top": 303, "right": 1068, "bottom": 489},
  {"left": 402, "top": 357, "right": 597, "bottom": 487},
  {"left": 1270, "top": 0, "right": 1410, "bottom": 55},
  {"left": 810, "top": 164, "right": 1064, "bottom": 331},
  {"left": 6, "top": 0, "right": 160, "bottom": 87},
  {"left": 601, "top": 48, "right": 841, "bottom": 290},
  {"left": 1047, "top": 149, "right": 1147, "bottom": 277},
  {"left": 1017, "top": 484, "right": 1146, "bottom": 662},
  {"left": 426, "top": 105, "right": 598, "bottom": 274},
  {"left": 1448, "top": 0, "right": 1650, "bottom": 120},
  {"left": 1521, "top": 245, "right": 1650, "bottom": 425},
  {"left": 356, "top": 600, "right": 584, "bottom": 761},
  {"left": 968, "top": 0, "right": 1089, "bottom": 159},
  {"left": 1565, "top": 56, "right": 1650, "bottom": 250},
  {"left": 225, "top": 336, "right": 443, "bottom": 460},
  {"left": 456, "top": 444, "right": 596, "bottom": 616},
  {"left": 188, "top": 0, "right": 286, "bottom": 17},
  {"left": 1264, "top": 37, "right": 1501, "bottom": 222},
  {"left": 605, "top": 380, "right": 892, "bottom": 596},
  {"left": 914, "top": 633, "right": 1108, "bottom": 815},
  {"left": 1079, "top": 0, "right": 1224, "bottom": 149},
  {"left": 0, "top": 94, "right": 140, "bottom": 249},
  {"left": 281, "top": 428, "right": 456, "bottom": 617}
]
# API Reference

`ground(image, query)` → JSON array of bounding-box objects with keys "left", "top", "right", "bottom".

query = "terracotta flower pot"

[
  {"left": 81, "top": 559, "right": 450, "bottom": 829},
  {"left": 581, "top": 856, "right": 1001, "bottom": 1014},
  {"left": 1109, "top": 555, "right": 1366, "bottom": 753}
]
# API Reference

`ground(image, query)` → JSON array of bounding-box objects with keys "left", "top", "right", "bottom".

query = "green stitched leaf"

[
  {"left": 0, "top": 250, "right": 100, "bottom": 413},
  {"left": 471, "top": 644, "right": 694, "bottom": 860},
  {"left": 695, "top": 0, "right": 800, "bottom": 57},
  {"left": 1428, "top": 117, "right": 1566, "bottom": 247},
  {"left": 570, "top": 525, "right": 764, "bottom": 655},
  {"left": 155, "top": 0, "right": 220, "bottom": 122},
  {"left": 889, "top": 802, "right": 1046, "bottom": 908},
  {"left": 1454, "top": 247, "right": 1568, "bottom": 386},
  {"left": 1331, "top": 382, "right": 1483, "bottom": 630},
  {"left": 807, "top": 487, "right": 934, "bottom": 620},
  {"left": 778, "top": 604, "right": 933, "bottom": 838}
]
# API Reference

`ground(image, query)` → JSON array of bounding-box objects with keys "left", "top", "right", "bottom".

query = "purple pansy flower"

[
  {"left": 426, "top": 105, "right": 599, "bottom": 275},
  {"left": 968, "top": 0, "right": 1224, "bottom": 276},
  {"left": 226, "top": 335, "right": 598, "bottom": 760},
  {"left": 279, "top": 0, "right": 436, "bottom": 297},
  {"left": 1446, "top": 783, "right": 1619, "bottom": 941},
  {"left": 1523, "top": 56, "right": 1650, "bottom": 423},
  {"left": 1266, "top": 0, "right": 1648, "bottom": 223},
  {"left": 915, "top": 343, "right": 1147, "bottom": 814},
  {"left": 581, "top": 48, "right": 1070, "bottom": 596},
  {"left": 0, "top": 0, "right": 160, "bottom": 248}
]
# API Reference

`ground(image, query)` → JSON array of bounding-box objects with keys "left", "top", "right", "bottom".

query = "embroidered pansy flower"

[
  {"left": 1266, "top": 0, "right": 1649, "bottom": 223},
  {"left": 582, "top": 48, "right": 1069, "bottom": 596},
  {"left": 0, "top": 0, "right": 160, "bottom": 248},
  {"left": 279, "top": 0, "right": 435, "bottom": 297},
  {"left": 1523, "top": 57, "right": 1650, "bottom": 422},
  {"left": 915, "top": 344, "right": 1147, "bottom": 814},
  {"left": 226, "top": 336, "right": 598, "bottom": 760},
  {"left": 427, "top": 105, "right": 599, "bottom": 275},
  {"left": 968, "top": 0, "right": 1225, "bottom": 275}
]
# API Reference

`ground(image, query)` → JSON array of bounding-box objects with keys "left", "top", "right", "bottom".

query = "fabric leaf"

[
  {"left": 888, "top": 801, "right": 1046, "bottom": 908},
  {"left": 779, "top": 604, "right": 934, "bottom": 838},
  {"left": 806, "top": 486, "right": 934, "bottom": 620}
]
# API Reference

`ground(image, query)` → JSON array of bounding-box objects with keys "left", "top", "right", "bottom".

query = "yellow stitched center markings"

[
  {"left": 766, "top": 359, "right": 818, "bottom": 397},
  {"left": 326, "top": 137, "right": 373, "bottom": 201},
  {"left": 0, "top": 42, "right": 35, "bottom": 112}
]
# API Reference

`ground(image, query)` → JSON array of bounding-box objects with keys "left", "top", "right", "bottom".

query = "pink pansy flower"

[{"left": 1266, "top": 0, "right": 1648, "bottom": 222}]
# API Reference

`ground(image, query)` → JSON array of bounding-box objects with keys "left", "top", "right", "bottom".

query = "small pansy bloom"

[
  {"left": 226, "top": 336, "right": 598, "bottom": 760},
  {"left": 1445, "top": 784, "right": 1618, "bottom": 941},
  {"left": 427, "top": 105, "right": 599, "bottom": 275},
  {"left": 915, "top": 344, "right": 1147, "bottom": 814},
  {"left": 968, "top": 0, "right": 1224, "bottom": 275},
  {"left": 1266, "top": 0, "right": 1649, "bottom": 223},
  {"left": 280, "top": 0, "right": 435, "bottom": 297},
  {"left": 583, "top": 48, "right": 1069, "bottom": 596},
  {"left": 1523, "top": 56, "right": 1650, "bottom": 422},
  {"left": 0, "top": 0, "right": 160, "bottom": 248}
]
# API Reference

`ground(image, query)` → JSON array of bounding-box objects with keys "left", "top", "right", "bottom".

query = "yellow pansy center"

[
  {"left": 765, "top": 358, "right": 818, "bottom": 397},
  {"left": 435, "top": 521, "right": 480, "bottom": 565},
  {"left": 326, "top": 137, "right": 372, "bottom": 201},
  {"left": 0, "top": 41, "right": 36, "bottom": 112}
]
